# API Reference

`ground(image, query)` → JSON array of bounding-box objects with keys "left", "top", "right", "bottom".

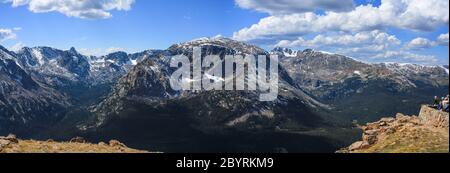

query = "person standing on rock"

[
  {"left": 433, "top": 96, "right": 441, "bottom": 108},
  {"left": 442, "top": 97, "right": 449, "bottom": 113}
]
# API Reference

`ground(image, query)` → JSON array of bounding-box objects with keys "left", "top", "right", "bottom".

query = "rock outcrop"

[
  {"left": 0, "top": 134, "right": 18, "bottom": 148},
  {"left": 419, "top": 105, "right": 449, "bottom": 128},
  {"left": 0, "top": 134, "right": 148, "bottom": 153},
  {"left": 339, "top": 105, "right": 449, "bottom": 153}
]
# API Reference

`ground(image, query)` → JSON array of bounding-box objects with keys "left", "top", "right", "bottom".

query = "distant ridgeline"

[{"left": 1, "top": 38, "right": 449, "bottom": 152}]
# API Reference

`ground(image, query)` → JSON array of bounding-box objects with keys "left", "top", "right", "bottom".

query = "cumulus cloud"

[
  {"left": 233, "top": 0, "right": 448, "bottom": 64},
  {"left": 372, "top": 51, "right": 438, "bottom": 64},
  {"left": 235, "top": 0, "right": 355, "bottom": 14},
  {"left": 0, "top": 28, "right": 17, "bottom": 42},
  {"left": 404, "top": 37, "right": 435, "bottom": 50},
  {"left": 273, "top": 30, "right": 443, "bottom": 64},
  {"left": 404, "top": 33, "right": 449, "bottom": 50},
  {"left": 79, "top": 47, "right": 127, "bottom": 56},
  {"left": 5, "top": 0, "right": 135, "bottom": 19},
  {"left": 233, "top": 0, "right": 449, "bottom": 41},
  {"left": 275, "top": 30, "right": 401, "bottom": 48},
  {"left": 437, "top": 33, "right": 449, "bottom": 46},
  {"left": 9, "top": 42, "right": 25, "bottom": 52}
]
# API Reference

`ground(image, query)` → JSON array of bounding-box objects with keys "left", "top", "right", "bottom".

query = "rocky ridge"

[
  {"left": 340, "top": 105, "right": 449, "bottom": 153},
  {"left": 0, "top": 134, "right": 147, "bottom": 153},
  {"left": 274, "top": 47, "right": 449, "bottom": 122}
]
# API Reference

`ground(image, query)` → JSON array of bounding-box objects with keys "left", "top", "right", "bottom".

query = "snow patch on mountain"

[
  {"left": 31, "top": 48, "right": 44, "bottom": 65},
  {"left": 440, "top": 66, "right": 449, "bottom": 74}
]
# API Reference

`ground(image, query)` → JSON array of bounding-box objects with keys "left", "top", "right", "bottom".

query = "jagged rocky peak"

[
  {"left": 443, "top": 65, "right": 449, "bottom": 74},
  {"left": 55, "top": 48, "right": 90, "bottom": 78},
  {"left": 68, "top": 47, "right": 79, "bottom": 55},
  {"left": 0, "top": 45, "right": 16, "bottom": 60},
  {"left": 271, "top": 47, "right": 298, "bottom": 57},
  {"left": 15, "top": 46, "right": 66, "bottom": 67},
  {"left": 0, "top": 46, "right": 32, "bottom": 84},
  {"left": 128, "top": 49, "right": 163, "bottom": 65},
  {"left": 0, "top": 45, "right": 8, "bottom": 52},
  {"left": 1, "top": 46, "right": 69, "bottom": 132},
  {"left": 169, "top": 36, "right": 266, "bottom": 55},
  {"left": 0, "top": 57, "right": 39, "bottom": 90},
  {"left": 0, "top": 45, "right": 9, "bottom": 54},
  {"left": 14, "top": 46, "right": 73, "bottom": 66},
  {"left": 104, "top": 51, "right": 130, "bottom": 65},
  {"left": 302, "top": 48, "right": 314, "bottom": 54}
]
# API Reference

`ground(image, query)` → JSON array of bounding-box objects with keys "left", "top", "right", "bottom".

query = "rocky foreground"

[
  {"left": 339, "top": 105, "right": 449, "bottom": 153},
  {"left": 0, "top": 135, "right": 148, "bottom": 153}
]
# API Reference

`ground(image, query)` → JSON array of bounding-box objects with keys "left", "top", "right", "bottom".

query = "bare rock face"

[
  {"left": 339, "top": 105, "right": 449, "bottom": 153},
  {"left": 109, "top": 140, "right": 127, "bottom": 148},
  {"left": 348, "top": 141, "right": 370, "bottom": 151},
  {"left": 0, "top": 139, "right": 10, "bottom": 148},
  {"left": 419, "top": 105, "right": 449, "bottom": 128},
  {"left": 4, "top": 134, "right": 18, "bottom": 143},
  {"left": 69, "top": 137, "right": 86, "bottom": 143},
  {"left": 0, "top": 134, "right": 19, "bottom": 150}
]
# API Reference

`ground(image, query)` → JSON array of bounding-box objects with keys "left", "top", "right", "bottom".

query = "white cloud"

[
  {"left": 79, "top": 47, "right": 127, "bottom": 56},
  {"left": 405, "top": 37, "right": 434, "bottom": 50},
  {"left": 0, "top": 28, "right": 17, "bottom": 42},
  {"left": 235, "top": 0, "right": 355, "bottom": 14},
  {"left": 78, "top": 48, "right": 103, "bottom": 56},
  {"left": 6, "top": 0, "right": 135, "bottom": 19},
  {"left": 233, "top": 0, "right": 449, "bottom": 41},
  {"left": 105, "top": 47, "right": 126, "bottom": 53},
  {"left": 405, "top": 33, "right": 449, "bottom": 50},
  {"left": 7, "top": 0, "right": 29, "bottom": 7},
  {"left": 273, "top": 30, "right": 443, "bottom": 64},
  {"left": 9, "top": 42, "right": 25, "bottom": 52},
  {"left": 437, "top": 33, "right": 449, "bottom": 46},
  {"left": 233, "top": 0, "right": 448, "bottom": 65},
  {"left": 372, "top": 50, "right": 438, "bottom": 64},
  {"left": 275, "top": 30, "right": 401, "bottom": 48}
]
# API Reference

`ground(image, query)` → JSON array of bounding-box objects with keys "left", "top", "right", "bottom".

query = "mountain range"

[{"left": 1, "top": 37, "right": 448, "bottom": 152}]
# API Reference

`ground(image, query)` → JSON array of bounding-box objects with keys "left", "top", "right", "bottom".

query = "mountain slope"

[
  {"left": 275, "top": 48, "right": 449, "bottom": 123},
  {"left": 0, "top": 45, "right": 70, "bottom": 136},
  {"left": 80, "top": 38, "right": 336, "bottom": 152},
  {"left": 1, "top": 38, "right": 448, "bottom": 152},
  {"left": 89, "top": 38, "right": 327, "bottom": 130}
]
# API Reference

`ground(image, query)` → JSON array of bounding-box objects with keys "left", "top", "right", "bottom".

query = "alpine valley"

[{"left": 1, "top": 37, "right": 448, "bottom": 153}]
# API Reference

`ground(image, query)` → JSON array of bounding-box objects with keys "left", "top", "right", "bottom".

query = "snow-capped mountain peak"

[{"left": 170, "top": 36, "right": 266, "bottom": 55}]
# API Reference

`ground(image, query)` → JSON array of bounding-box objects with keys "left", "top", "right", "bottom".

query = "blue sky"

[
  {"left": 0, "top": 0, "right": 266, "bottom": 53},
  {"left": 0, "top": 0, "right": 448, "bottom": 65}
]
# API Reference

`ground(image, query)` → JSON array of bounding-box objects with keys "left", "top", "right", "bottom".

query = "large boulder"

[{"left": 419, "top": 105, "right": 449, "bottom": 128}]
